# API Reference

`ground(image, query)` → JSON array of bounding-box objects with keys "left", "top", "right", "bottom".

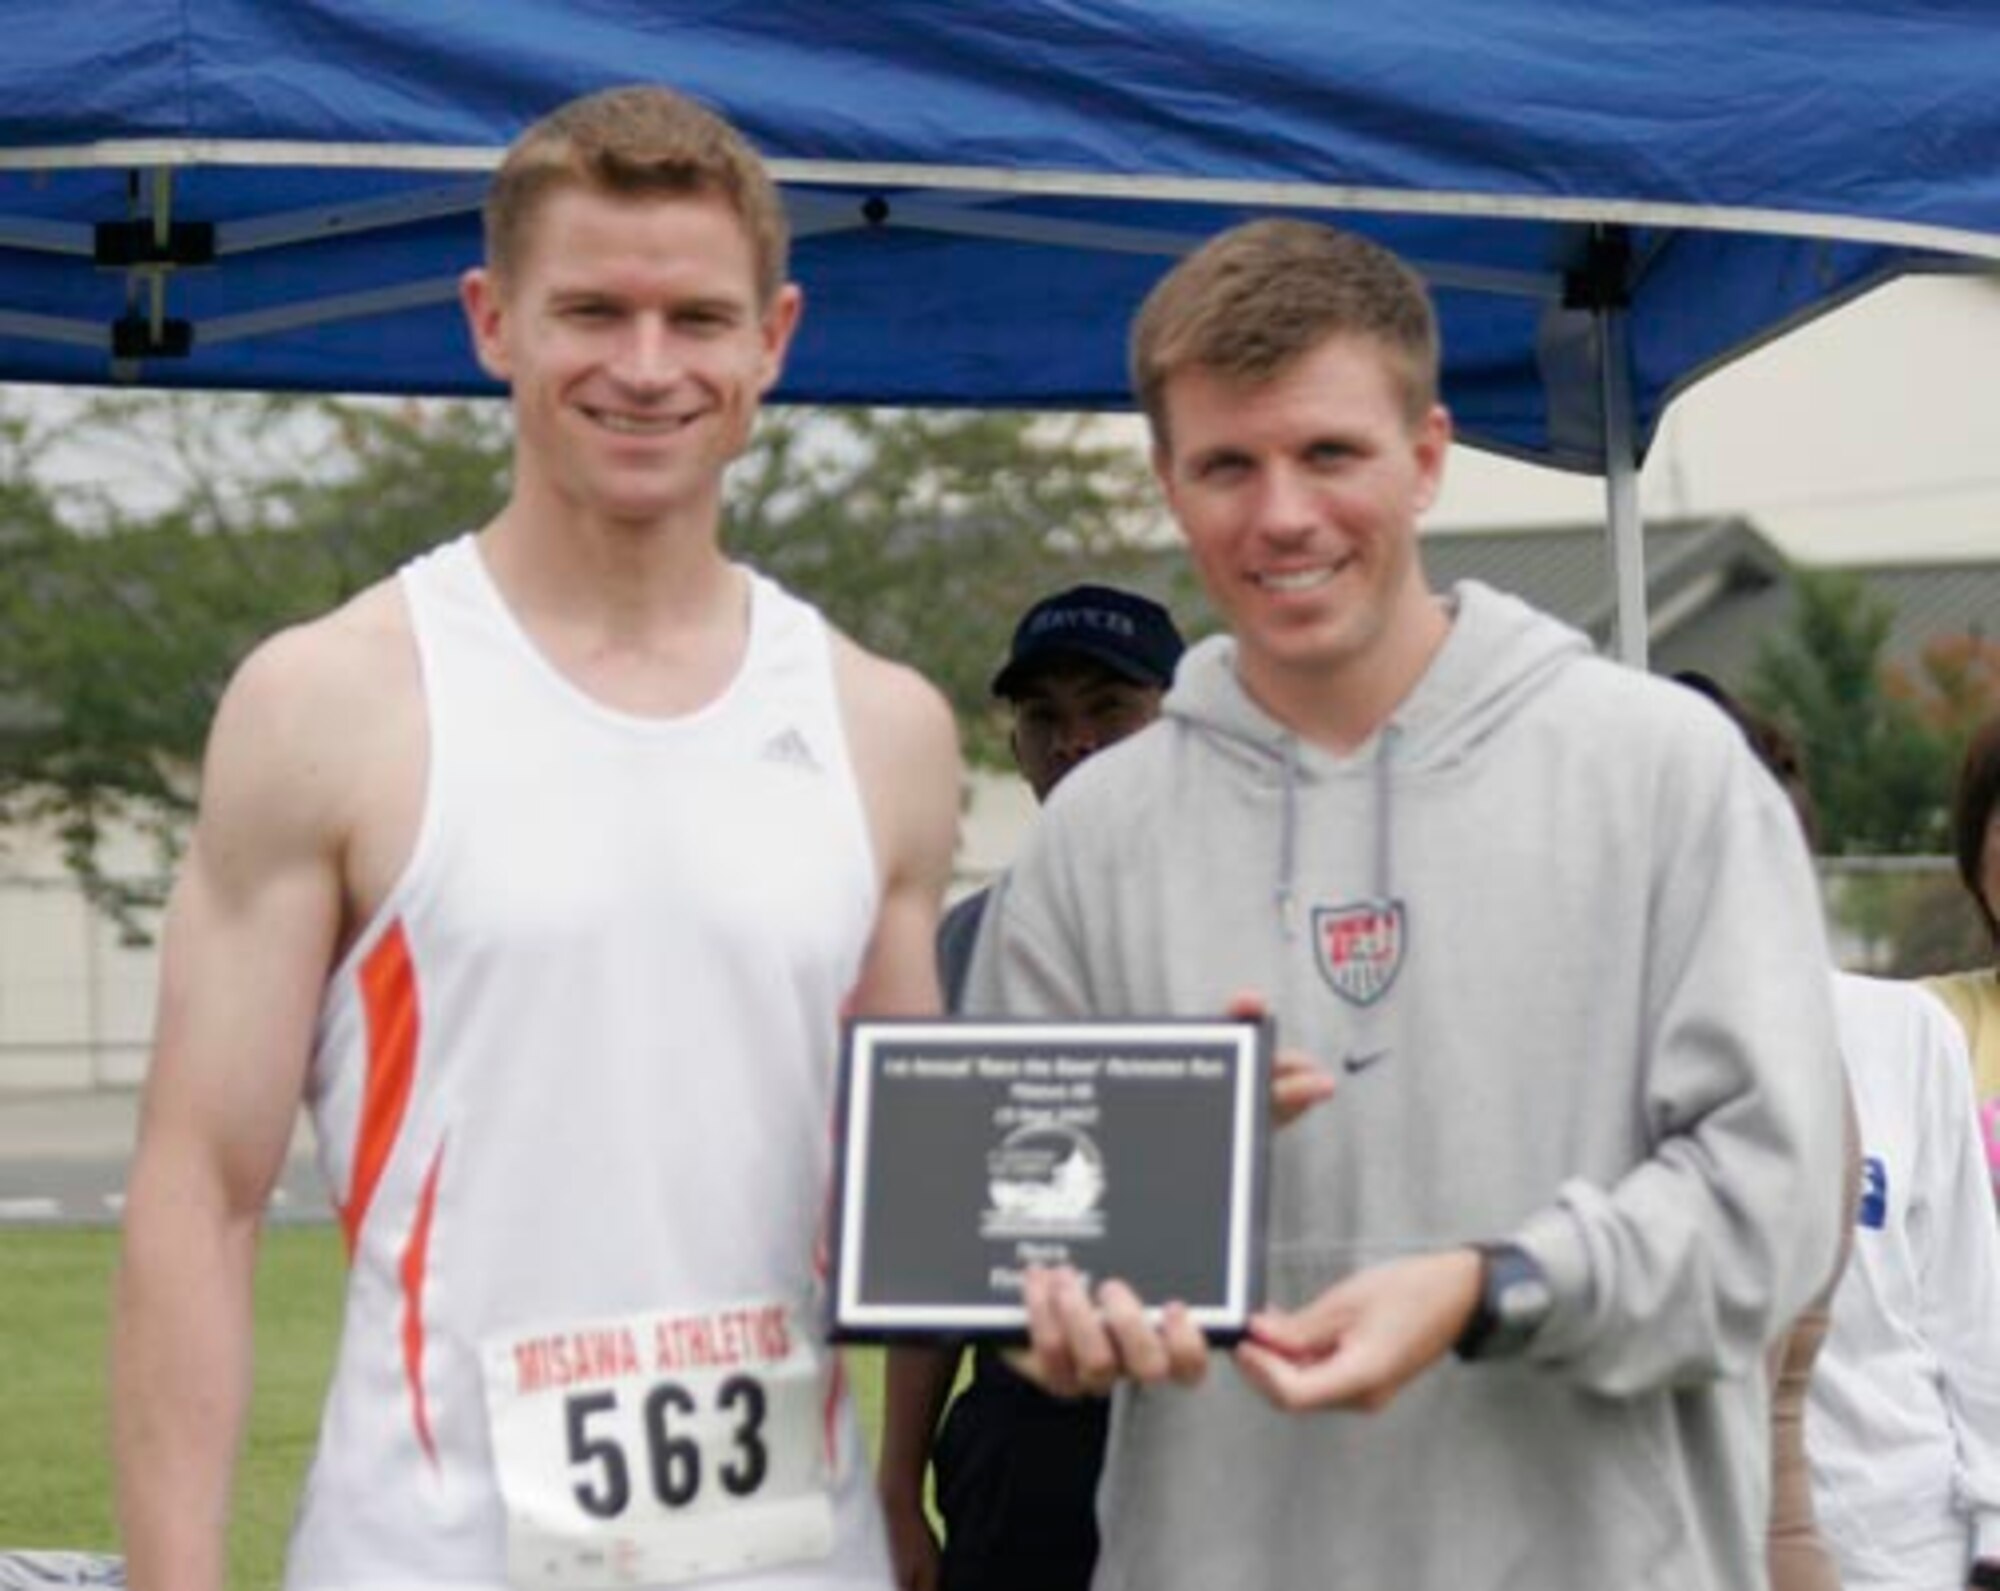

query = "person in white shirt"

[
  {"left": 1683, "top": 674, "right": 2000, "bottom": 1591},
  {"left": 1811, "top": 972, "right": 2000, "bottom": 1591}
]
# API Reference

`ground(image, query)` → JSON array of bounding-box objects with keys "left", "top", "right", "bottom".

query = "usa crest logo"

[{"left": 1313, "top": 902, "right": 1406, "bottom": 1006}]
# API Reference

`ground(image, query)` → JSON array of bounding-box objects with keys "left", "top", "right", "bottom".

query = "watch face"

[
  {"left": 1498, "top": 1273, "right": 1553, "bottom": 1326},
  {"left": 1456, "top": 1243, "right": 1553, "bottom": 1361},
  {"left": 1484, "top": 1246, "right": 1552, "bottom": 1350}
]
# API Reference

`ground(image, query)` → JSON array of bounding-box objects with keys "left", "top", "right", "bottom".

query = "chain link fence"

[{"left": 1822, "top": 855, "right": 1988, "bottom": 977}]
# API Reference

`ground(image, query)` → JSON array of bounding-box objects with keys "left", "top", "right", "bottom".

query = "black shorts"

[{"left": 934, "top": 1346, "right": 1111, "bottom": 1591}]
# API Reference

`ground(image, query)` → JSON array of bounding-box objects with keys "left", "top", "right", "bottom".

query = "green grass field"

[{"left": 0, "top": 1226, "right": 887, "bottom": 1589}]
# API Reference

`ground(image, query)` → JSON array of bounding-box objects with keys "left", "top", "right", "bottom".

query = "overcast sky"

[{"left": 1428, "top": 273, "right": 2000, "bottom": 566}]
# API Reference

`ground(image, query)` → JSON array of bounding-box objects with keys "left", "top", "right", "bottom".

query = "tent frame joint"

[
  {"left": 94, "top": 218, "right": 215, "bottom": 269},
  {"left": 1563, "top": 225, "right": 1633, "bottom": 312},
  {"left": 111, "top": 313, "right": 191, "bottom": 359}
]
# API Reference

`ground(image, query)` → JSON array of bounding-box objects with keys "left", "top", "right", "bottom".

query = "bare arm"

[
  {"left": 111, "top": 629, "right": 356, "bottom": 1591},
  {"left": 877, "top": 1345, "right": 957, "bottom": 1591},
  {"left": 832, "top": 636, "right": 960, "bottom": 1583},
  {"left": 831, "top": 635, "right": 960, "bottom": 1022},
  {"left": 1233, "top": 1250, "right": 1480, "bottom": 1412}
]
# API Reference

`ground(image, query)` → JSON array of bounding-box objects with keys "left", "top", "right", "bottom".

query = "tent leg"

[{"left": 1599, "top": 303, "right": 1647, "bottom": 669}]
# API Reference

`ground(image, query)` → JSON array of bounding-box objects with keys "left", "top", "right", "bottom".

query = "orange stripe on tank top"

[
  {"left": 401, "top": 1143, "right": 447, "bottom": 1469},
  {"left": 815, "top": 1110, "right": 842, "bottom": 1464},
  {"left": 344, "top": 920, "right": 421, "bottom": 1257}
]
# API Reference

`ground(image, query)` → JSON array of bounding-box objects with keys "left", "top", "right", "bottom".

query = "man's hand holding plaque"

[
  {"left": 998, "top": 992, "right": 1337, "bottom": 1399},
  {"left": 1011, "top": 1267, "right": 1212, "bottom": 1397}
]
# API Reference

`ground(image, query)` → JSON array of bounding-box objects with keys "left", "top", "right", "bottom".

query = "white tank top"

[{"left": 287, "top": 536, "right": 889, "bottom": 1590}]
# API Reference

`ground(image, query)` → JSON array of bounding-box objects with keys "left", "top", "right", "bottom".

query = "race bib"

[{"left": 481, "top": 1301, "right": 836, "bottom": 1588}]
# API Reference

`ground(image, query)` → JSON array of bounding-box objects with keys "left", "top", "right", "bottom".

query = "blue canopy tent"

[{"left": 2, "top": 2, "right": 1998, "bottom": 662}]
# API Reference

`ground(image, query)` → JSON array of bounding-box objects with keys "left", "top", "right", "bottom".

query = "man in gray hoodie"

[{"left": 962, "top": 219, "right": 1848, "bottom": 1590}]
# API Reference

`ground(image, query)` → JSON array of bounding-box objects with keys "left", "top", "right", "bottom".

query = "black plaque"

[{"left": 827, "top": 1018, "right": 1271, "bottom": 1343}]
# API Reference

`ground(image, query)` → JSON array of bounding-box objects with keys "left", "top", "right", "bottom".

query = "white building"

[{"left": 0, "top": 822, "right": 159, "bottom": 1091}]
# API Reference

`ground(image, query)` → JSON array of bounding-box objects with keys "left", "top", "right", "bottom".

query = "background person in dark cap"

[
  {"left": 938, "top": 584, "right": 1186, "bottom": 998},
  {"left": 878, "top": 582, "right": 1185, "bottom": 1591}
]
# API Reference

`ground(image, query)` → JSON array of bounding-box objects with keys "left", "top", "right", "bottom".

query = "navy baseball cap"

[{"left": 991, "top": 584, "right": 1186, "bottom": 698}]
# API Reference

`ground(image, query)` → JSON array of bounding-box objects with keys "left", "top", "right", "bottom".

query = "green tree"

[
  {"left": 0, "top": 393, "right": 1172, "bottom": 931},
  {"left": 0, "top": 393, "right": 516, "bottom": 934},
  {"left": 1746, "top": 568, "right": 1954, "bottom": 854},
  {"left": 1886, "top": 629, "right": 2000, "bottom": 748},
  {"left": 724, "top": 406, "right": 1191, "bottom": 766}
]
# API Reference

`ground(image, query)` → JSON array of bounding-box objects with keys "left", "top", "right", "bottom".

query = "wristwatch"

[
  {"left": 1969, "top": 1559, "right": 2000, "bottom": 1590},
  {"left": 1453, "top": 1242, "right": 1553, "bottom": 1361}
]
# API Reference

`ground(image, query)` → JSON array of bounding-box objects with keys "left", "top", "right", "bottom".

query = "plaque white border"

[{"left": 828, "top": 1018, "right": 1270, "bottom": 1341}]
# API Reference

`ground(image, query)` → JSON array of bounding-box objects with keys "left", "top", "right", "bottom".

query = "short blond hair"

[
  {"left": 484, "top": 84, "right": 789, "bottom": 304},
  {"left": 1130, "top": 219, "right": 1439, "bottom": 448}
]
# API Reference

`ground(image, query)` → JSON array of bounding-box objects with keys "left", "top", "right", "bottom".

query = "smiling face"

[
  {"left": 460, "top": 184, "right": 800, "bottom": 536},
  {"left": 1154, "top": 333, "right": 1449, "bottom": 740}
]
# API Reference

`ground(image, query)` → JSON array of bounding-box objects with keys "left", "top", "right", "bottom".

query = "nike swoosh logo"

[{"left": 1342, "top": 1049, "right": 1390, "bottom": 1075}]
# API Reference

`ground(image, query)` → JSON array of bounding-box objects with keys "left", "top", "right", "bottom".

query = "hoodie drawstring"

[
  {"left": 1373, "top": 722, "right": 1400, "bottom": 909},
  {"left": 1276, "top": 738, "right": 1302, "bottom": 940},
  {"left": 1273, "top": 721, "right": 1398, "bottom": 941}
]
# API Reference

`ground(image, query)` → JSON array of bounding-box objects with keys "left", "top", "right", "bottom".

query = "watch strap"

[{"left": 1453, "top": 1242, "right": 1552, "bottom": 1362}]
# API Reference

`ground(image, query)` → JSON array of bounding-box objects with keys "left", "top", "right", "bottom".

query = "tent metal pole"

[{"left": 1599, "top": 303, "right": 1648, "bottom": 669}]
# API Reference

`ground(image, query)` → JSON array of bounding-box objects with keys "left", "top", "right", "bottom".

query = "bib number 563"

[{"left": 565, "top": 1376, "right": 769, "bottom": 1519}]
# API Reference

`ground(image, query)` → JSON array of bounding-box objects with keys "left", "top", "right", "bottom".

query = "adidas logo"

[{"left": 759, "top": 727, "right": 821, "bottom": 772}]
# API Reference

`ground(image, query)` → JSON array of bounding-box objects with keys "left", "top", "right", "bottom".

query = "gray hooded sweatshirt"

[{"left": 964, "top": 581, "right": 1847, "bottom": 1591}]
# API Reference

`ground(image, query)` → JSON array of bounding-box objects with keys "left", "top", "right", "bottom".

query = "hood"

[
  {"left": 1163, "top": 579, "right": 1587, "bottom": 772},
  {"left": 1160, "top": 579, "right": 1591, "bottom": 938}
]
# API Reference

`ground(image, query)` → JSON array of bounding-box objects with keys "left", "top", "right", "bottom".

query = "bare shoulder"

[
  {"left": 825, "top": 632, "right": 959, "bottom": 1017},
  {"left": 199, "top": 576, "right": 423, "bottom": 895},
  {"left": 213, "top": 578, "right": 414, "bottom": 768},
  {"left": 827, "top": 631, "right": 961, "bottom": 880},
  {"left": 229, "top": 573, "right": 408, "bottom": 700},
  {"left": 828, "top": 630, "right": 958, "bottom": 769}
]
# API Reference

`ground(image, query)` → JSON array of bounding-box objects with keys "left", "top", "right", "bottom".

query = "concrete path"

[{"left": 0, "top": 1089, "right": 329, "bottom": 1226}]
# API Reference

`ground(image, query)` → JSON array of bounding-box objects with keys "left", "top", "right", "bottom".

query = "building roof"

[{"left": 1417, "top": 517, "right": 2000, "bottom": 686}]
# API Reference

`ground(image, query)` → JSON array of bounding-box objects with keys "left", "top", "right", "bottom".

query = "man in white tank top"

[{"left": 111, "top": 86, "right": 961, "bottom": 1591}]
